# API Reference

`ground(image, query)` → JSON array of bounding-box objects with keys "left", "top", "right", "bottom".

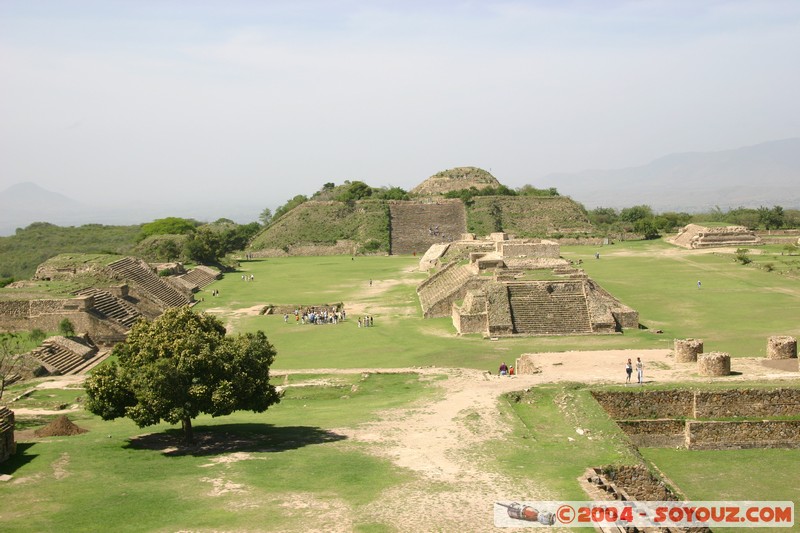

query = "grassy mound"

[
  {"left": 410, "top": 166, "right": 501, "bottom": 196},
  {"left": 249, "top": 200, "right": 390, "bottom": 254},
  {"left": 468, "top": 196, "right": 592, "bottom": 237}
]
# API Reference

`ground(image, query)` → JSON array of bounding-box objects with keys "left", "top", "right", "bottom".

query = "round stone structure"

[
  {"left": 767, "top": 336, "right": 797, "bottom": 360},
  {"left": 675, "top": 338, "right": 703, "bottom": 363},
  {"left": 698, "top": 352, "right": 731, "bottom": 377}
]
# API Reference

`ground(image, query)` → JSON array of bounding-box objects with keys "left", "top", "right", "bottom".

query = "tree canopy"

[{"left": 84, "top": 307, "right": 280, "bottom": 444}]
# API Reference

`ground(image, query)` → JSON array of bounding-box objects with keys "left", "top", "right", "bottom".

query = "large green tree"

[{"left": 84, "top": 307, "right": 280, "bottom": 444}]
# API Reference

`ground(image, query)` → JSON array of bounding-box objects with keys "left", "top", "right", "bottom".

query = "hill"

[
  {"left": 547, "top": 138, "right": 800, "bottom": 212},
  {"left": 0, "top": 223, "right": 141, "bottom": 281},
  {"left": 248, "top": 200, "right": 390, "bottom": 254},
  {"left": 410, "top": 167, "right": 501, "bottom": 196}
]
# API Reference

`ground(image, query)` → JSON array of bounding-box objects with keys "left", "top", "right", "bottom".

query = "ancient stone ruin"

[
  {"left": 767, "top": 336, "right": 797, "bottom": 360},
  {"left": 698, "top": 352, "right": 731, "bottom": 376},
  {"left": 388, "top": 199, "right": 467, "bottom": 255},
  {"left": 26, "top": 335, "right": 105, "bottom": 376},
  {"left": 668, "top": 223, "right": 762, "bottom": 249},
  {"left": 674, "top": 338, "right": 703, "bottom": 363},
  {"left": 417, "top": 234, "right": 638, "bottom": 336},
  {"left": 410, "top": 166, "right": 501, "bottom": 196},
  {"left": 0, "top": 407, "right": 15, "bottom": 463},
  {"left": 594, "top": 388, "right": 800, "bottom": 450}
]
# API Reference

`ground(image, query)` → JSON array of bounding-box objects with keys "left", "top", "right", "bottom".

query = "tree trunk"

[{"left": 182, "top": 417, "right": 194, "bottom": 445}]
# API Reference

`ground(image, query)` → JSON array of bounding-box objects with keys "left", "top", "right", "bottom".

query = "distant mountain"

[
  {"left": 0, "top": 183, "right": 264, "bottom": 236},
  {"left": 0, "top": 182, "right": 93, "bottom": 235},
  {"left": 545, "top": 138, "right": 800, "bottom": 212}
]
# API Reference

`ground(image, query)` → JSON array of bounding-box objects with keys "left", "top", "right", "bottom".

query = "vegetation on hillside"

[
  {"left": 0, "top": 222, "right": 142, "bottom": 282},
  {"left": 249, "top": 200, "right": 390, "bottom": 253},
  {"left": 467, "top": 195, "right": 592, "bottom": 237},
  {"left": 443, "top": 184, "right": 559, "bottom": 206}
]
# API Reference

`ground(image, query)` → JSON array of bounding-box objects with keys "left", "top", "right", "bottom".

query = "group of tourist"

[
  {"left": 241, "top": 274, "right": 255, "bottom": 281},
  {"left": 625, "top": 357, "right": 644, "bottom": 385},
  {"left": 284, "top": 307, "right": 345, "bottom": 325},
  {"left": 358, "top": 315, "right": 374, "bottom": 328}
]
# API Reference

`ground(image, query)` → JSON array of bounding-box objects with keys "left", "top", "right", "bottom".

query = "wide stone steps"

[
  {"left": 418, "top": 262, "right": 475, "bottom": 316},
  {"left": 389, "top": 201, "right": 467, "bottom": 255},
  {"left": 179, "top": 266, "right": 219, "bottom": 288},
  {"left": 76, "top": 288, "right": 142, "bottom": 329},
  {"left": 108, "top": 257, "right": 190, "bottom": 308},
  {"left": 29, "top": 342, "right": 88, "bottom": 375},
  {"left": 507, "top": 283, "right": 592, "bottom": 335}
]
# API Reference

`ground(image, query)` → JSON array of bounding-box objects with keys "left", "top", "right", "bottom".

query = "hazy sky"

[{"left": 1, "top": 0, "right": 799, "bottom": 213}]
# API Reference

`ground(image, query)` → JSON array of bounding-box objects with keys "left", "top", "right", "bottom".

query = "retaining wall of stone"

[
  {"left": 687, "top": 420, "right": 800, "bottom": 450},
  {"left": 594, "top": 389, "right": 800, "bottom": 419},
  {"left": 591, "top": 390, "right": 694, "bottom": 419},
  {"left": 615, "top": 419, "right": 686, "bottom": 448}
]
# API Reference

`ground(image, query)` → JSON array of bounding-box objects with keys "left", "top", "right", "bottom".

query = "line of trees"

[{"left": 586, "top": 204, "right": 799, "bottom": 239}]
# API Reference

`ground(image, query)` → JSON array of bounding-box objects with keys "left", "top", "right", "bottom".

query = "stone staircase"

[
  {"left": 389, "top": 200, "right": 467, "bottom": 255},
  {"left": 417, "top": 261, "right": 478, "bottom": 317},
  {"left": 507, "top": 281, "right": 593, "bottom": 335},
  {"left": 28, "top": 336, "right": 105, "bottom": 375},
  {"left": 76, "top": 288, "right": 143, "bottom": 329},
  {"left": 179, "top": 265, "right": 220, "bottom": 288},
  {"left": 107, "top": 257, "right": 191, "bottom": 308}
]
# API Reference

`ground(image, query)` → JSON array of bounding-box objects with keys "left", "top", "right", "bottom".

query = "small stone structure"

[
  {"left": 668, "top": 223, "right": 763, "bottom": 249},
  {"left": 767, "top": 336, "right": 797, "bottom": 360},
  {"left": 698, "top": 351, "right": 731, "bottom": 376},
  {"left": 0, "top": 407, "right": 15, "bottom": 463},
  {"left": 674, "top": 338, "right": 703, "bottom": 362}
]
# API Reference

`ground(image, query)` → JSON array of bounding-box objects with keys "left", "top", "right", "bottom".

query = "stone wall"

[
  {"left": 496, "top": 240, "right": 560, "bottom": 259},
  {"left": 615, "top": 419, "right": 686, "bottom": 448},
  {"left": 600, "top": 465, "right": 679, "bottom": 501},
  {"left": 687, "top": 421, "right": 800, "bottom": 450},
  {"left": 595, "top": 388, "right": 800, "bottom": 419},
  {"left": 0, "top": 407, "right": 15, "bottom": 463},
  {"left": 0, "top": 298, "right": 128, "bottom": 344},
  {"left": 591, "top": 390, "right": 694, "bottom": 419},
  {"left": 694, "top": 389, "right": 800, "bottom": 418},
  {"left": 597, "top": 388, "right": 800, "bottom": 450}
]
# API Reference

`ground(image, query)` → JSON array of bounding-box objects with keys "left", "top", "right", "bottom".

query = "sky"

[{"left": 1, "top": 0, "right": 799, "bottom": 220}]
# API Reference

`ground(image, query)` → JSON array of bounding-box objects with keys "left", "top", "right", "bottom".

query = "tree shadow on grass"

[
  {"left": 124, "top": 423, "right": 347, "bottom": 457},
  {"left": 0, "top": 442, "right": 37, "bottom": 475}
]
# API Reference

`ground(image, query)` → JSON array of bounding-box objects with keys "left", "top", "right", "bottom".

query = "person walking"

[
  {"left": 625, "top": 359, "right": 633, "bottom": 384},
  {"left": 636, "top": 357, "right": 644, "bottom": 385}
]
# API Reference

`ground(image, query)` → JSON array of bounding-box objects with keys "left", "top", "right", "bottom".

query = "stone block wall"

[
  {"left": 591, "top": 390, "right": 694, "bottom": 419},
  {"left": 687, "top": 421, "right": 800, "bottom": 450},
  {"left": 496, "top": 240, "right": 560, "bottom": 259},
  {"left": 597, "top": 389, "right": 800, "bottom": 450},
  {"left": 615, "top": 419, "right": 686, "bottom": 448},
  {"left": 694, "top": 389, "right": 800, "bottom": 418}
]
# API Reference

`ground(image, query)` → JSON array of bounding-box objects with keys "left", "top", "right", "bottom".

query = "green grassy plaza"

[{"left": 2, "top": 241, "right": 799, "bottom": 531}]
